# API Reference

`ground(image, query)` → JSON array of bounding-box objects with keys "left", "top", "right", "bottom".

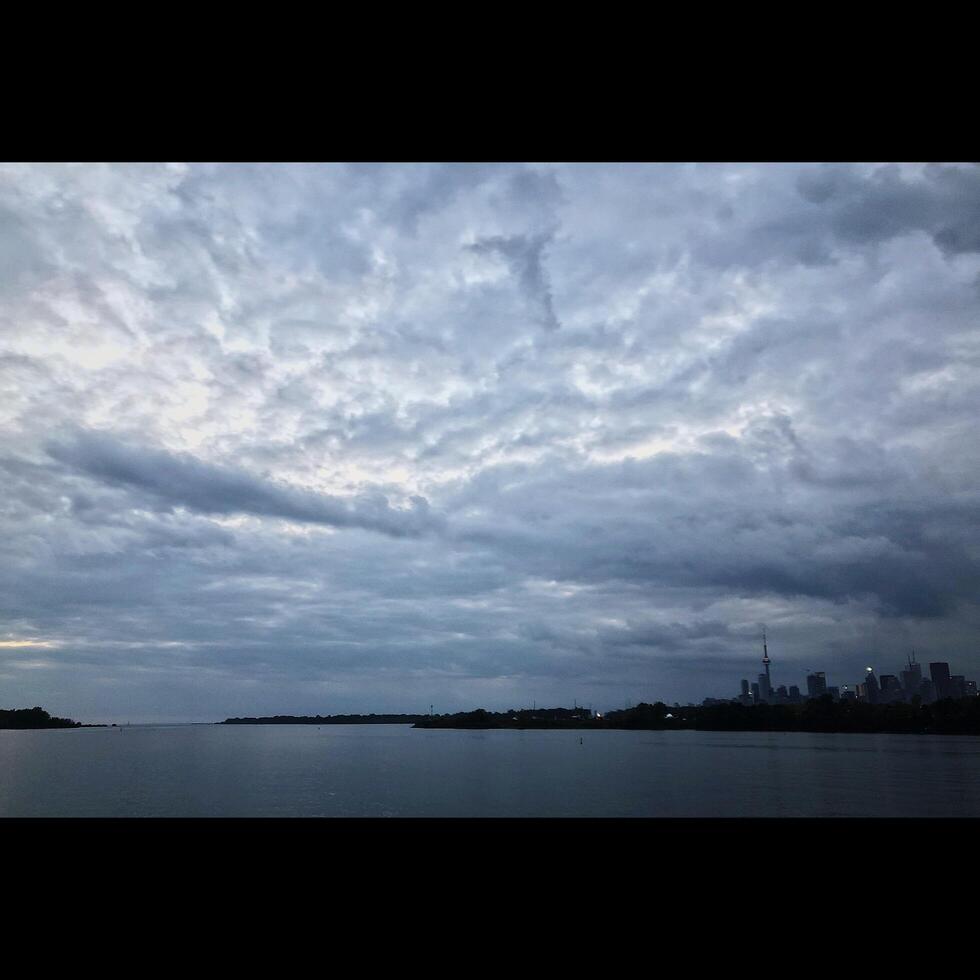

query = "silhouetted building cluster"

[{"left": 715, "top": 644, "right": 978, "bottom": 709}]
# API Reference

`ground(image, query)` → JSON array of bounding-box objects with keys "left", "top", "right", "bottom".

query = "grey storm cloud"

[
  {"left": 796, "top": 162, "right": 980, "bottom": 255},
  {"left": 46, "top": 430, "right": 442, "bottom": 538},
  {"left": 1, "top": 162, "right": 979, "bottom": 722},
  {"left": 467, "top": 231, "right": 561, "bottom": 330}
]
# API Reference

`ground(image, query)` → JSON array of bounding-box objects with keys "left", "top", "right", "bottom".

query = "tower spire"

[{"left": 762, "top": 626, "right": 771, "bottom": 687}]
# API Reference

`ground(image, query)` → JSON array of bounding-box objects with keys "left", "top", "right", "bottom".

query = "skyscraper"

[
  {"left": 901, "top": 652, "right": 922, "bottom": 699},
  {"left": 738, "top": 678, "right": 752, "bottom": 706},
  {"left": 930, "top": 662, "right": 952, "bottom": 700},
  {"left": 863, "top": 668, "right": 880, "bottom": 705},
  {"left": 806, "top": 671, "right": 828, "bottom": 699},
  {"left": 758, "top": 672, "right": 771, "bottom": 702},
  {"left": 879, "top": 675, "right": 905, "bottom": 703}
]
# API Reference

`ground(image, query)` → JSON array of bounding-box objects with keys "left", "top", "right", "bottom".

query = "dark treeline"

[
  {"left": 416, "top": 707, "right": 596, "bottom": 729},
  {"left": 412, "top": 697, "right": 980, "bottom": 735},
  {"left": 604, "top": 696, "right": 980, "bottom": 735},
  {"left": 0, "top": 706, "right": 82, "bottom": 729},
  {"left": 220, "top": 713, "right": 430, "bottom": 725}
]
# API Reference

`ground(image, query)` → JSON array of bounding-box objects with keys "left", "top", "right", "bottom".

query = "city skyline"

[
  {"left": 701, "top": 638, "right": 979, "bottom": 709},
  {"left": 2, "top": 163, "right": 980, "bottom": 723}
]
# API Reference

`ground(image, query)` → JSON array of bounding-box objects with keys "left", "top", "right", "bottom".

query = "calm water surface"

[{"left": 1, "top": 724, "right": 979, "bottom": 817}]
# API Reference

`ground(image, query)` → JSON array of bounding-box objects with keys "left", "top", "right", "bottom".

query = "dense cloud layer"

[{"left": 1, "top": 163, "right": 978, "bottom": 721}]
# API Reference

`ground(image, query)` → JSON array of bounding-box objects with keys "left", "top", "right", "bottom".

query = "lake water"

[{"left": 2, "top": 724, "right": 979, "bottom": 817}]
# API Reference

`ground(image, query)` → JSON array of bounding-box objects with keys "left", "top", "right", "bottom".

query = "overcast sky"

[{"left": 2, "top": 163, "right": 979, "bottom": 722}]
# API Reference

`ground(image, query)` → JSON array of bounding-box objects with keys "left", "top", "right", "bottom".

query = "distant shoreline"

[
  {"left": 8, "top": 697, "right": 980, "bottom": 737},
  {"left": 218, "top": 713, "right": 429, "bottom": 725},
  {"left": 218, "top": 700, "right": 980, "bottom": 737},
  {"left": 413, "top": 700, "right": 980, "bottom": 736}
]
